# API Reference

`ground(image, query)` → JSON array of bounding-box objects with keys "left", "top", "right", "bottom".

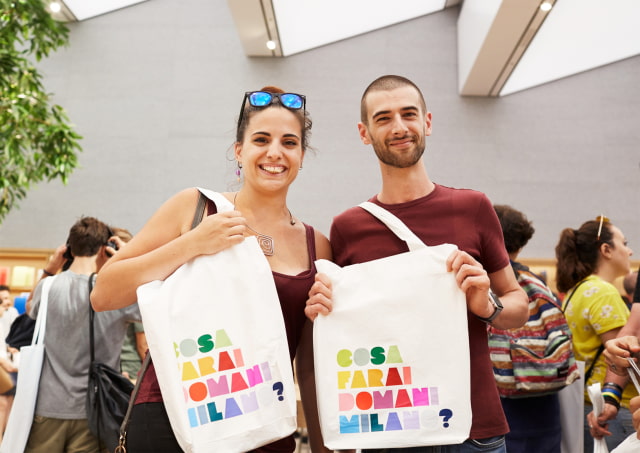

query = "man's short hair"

[
  {"left": 67, "top": 216, "right": 111, "bottom": 257},
  {"left": 0, "top": 285, "right": 9, "bottom": 292},
  {"left": 360, "top": 75, "right": 427, "bottom": 124}
]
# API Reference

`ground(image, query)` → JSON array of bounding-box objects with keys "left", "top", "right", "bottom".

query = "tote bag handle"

[
  {"left": 31, "top": 275, "right": 57, "bottom": 346},
  {"left": 196, "top": 188, "right": 234, "bottom": 213},
  {"left": 359, "top": 201, "right": 427, "bottom": 251}
]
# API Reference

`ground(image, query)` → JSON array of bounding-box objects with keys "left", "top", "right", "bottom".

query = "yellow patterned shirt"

[{"left": 563, "top": 274, "right": 637, "bottom": 407}]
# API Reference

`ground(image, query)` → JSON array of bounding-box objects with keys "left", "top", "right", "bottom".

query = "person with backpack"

[{"left": 490, "top": 205, "right": 578, "bottom": 453}]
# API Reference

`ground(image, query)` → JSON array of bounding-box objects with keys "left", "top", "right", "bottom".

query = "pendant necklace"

[{"left": 233, "top": 193, "right": 295, "bottom": 256}]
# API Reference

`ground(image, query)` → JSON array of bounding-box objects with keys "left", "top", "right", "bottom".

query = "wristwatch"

[{"left": 477, "top": 290, "right": 503, "bottom": 324}]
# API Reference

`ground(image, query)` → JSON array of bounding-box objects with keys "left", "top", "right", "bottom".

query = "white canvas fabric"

[
  {"left": 137, "top": 189, "right": 296, "bottom": 453},
  {"left": 0, "top": 275, "right": 57, "bottom": 453},
  {"left": 313, "top": 202, "right": 472, "bottom": 450}
]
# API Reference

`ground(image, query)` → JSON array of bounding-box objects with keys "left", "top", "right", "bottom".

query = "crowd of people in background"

[
  {"left": 1, "top": 75, "right": 639, "bottom": 453},
  {"left": 0, "top": 284, "right": 19, "bottom": 444}
]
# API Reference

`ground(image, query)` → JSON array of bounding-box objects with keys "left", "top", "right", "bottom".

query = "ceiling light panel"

[
  {"left": 227, "top": 0, "right": 282, "bottom": 57},
  {"left": 501, "top": 0, "right": 640, "bottom": 95},
  {"left": 63, "top": 0, "right": 148, "bottom": 20},
  {"left": 272, "top": 0, "right": 447, "bottom": 56}
]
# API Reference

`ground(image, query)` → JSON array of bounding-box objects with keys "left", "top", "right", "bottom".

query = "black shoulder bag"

[{"left": 86, "top": 273, "right": 135, "bottom": 452}]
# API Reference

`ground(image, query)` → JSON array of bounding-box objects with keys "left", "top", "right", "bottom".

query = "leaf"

[{"left": 0, "top": 0, "right": 79, "bottom": 223}]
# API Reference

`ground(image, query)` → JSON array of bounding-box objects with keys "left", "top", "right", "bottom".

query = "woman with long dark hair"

[{"left": 91, "top": 86, "right": 330, "bottom": 453}]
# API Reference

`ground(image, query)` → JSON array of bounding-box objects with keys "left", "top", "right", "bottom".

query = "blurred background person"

[
  {"left": 25, "top": 217, "right": 140, "bottom": 453},
  {"left": 109, "top": 227, "right": 148, "bottom": 383},
  {"left": 491, "top": 205, "right": 566, "bottom": 453},
  {"left": 0, "top": 285, "right": 18, "bottom": 443},
  {"left": 622, "top": 271, "right": 638, "bottom": 309},
  {"left": 555, "top": 216, "right": 636, "bottom": 452}
]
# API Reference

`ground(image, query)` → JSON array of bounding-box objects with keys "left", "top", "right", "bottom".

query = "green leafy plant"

[{"left": 1, "top": 0, "right": 81, "bottom": 223}]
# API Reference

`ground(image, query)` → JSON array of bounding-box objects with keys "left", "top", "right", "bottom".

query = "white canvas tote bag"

[
  {"left": 137, "top": 189, "right": 296, "bottom": 453},
  {"left": 559, "top": 360, "right": 585, "bottom": 453},
  {"left": 0, "top": 275, "right": 57, "bottom": 453},
  {"left": 313, "top": 202, "right": 472, "bottom": 450}
]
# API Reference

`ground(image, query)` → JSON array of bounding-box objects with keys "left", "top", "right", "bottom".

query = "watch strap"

[{"left": 477, "top": 291, "right": 503, "bottom": 323}]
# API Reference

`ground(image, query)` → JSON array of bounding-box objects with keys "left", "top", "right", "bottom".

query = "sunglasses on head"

[
  {"left": 237, "top": 91, "right": 306, "bottom": 137},
  {"left": 596, "top": 215, "right": 610, "bottom": 241}
]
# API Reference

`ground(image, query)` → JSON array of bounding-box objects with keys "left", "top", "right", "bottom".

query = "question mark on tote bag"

[
  {"left": 439, "top": 409, "right": 453, "bottom": 427},
  {"left": 272, "top": 382, "right": 284, "bottom": 401}
]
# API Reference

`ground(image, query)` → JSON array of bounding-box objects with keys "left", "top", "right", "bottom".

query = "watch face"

[{"left": 484, "top": 291, "right": 503, "bottom": 323}]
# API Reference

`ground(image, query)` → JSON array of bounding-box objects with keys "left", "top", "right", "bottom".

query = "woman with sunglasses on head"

[
  {"left": 555, "top": 216, "right": 635, "bottom": 452},
  {"left": 91, "top": 86, "right": 331, "bottom": 453}
]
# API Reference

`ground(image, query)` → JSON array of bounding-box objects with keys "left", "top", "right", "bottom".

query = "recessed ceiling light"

[
  {"left": 540, "top": 2, "right": 552, "bottom": 12},
  {"left": 266, "top": 40, "right": 277, "bottom": 50},
  {"left": 49, "top": 1, "right": 62, "bottom": 13}
]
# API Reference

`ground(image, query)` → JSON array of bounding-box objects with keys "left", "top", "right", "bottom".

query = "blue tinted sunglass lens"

[
  {"left": 280, "top": 94, "right": 303, "bottom": 109},
  {"left": 248, "top": 92, "right": 273, "bottom": 107}
]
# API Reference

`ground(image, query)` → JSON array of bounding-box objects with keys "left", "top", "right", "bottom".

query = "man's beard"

[{"left": 371, "top": 134, "right": 425, "bottom": 169}]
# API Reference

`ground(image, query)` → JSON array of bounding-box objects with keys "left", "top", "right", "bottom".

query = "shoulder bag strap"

[
  {"left": 116, "top": 191, "right": 211, "bottom": 451},
  {"left": 359, "top": 201, "right": 427, "bottom": 251},
  {"left": 561, "top": 279, "right": 586, "bottom": 313},
  {"left": 191, "top": 191, "right": 207, "bottom": 229},
  {"left": 88, "top": 273, "right": 97, "bottom": 364},
  {"left": 585, "top": 345, "right": 605, "bottom": 382},
  {"left": 116, "top": 352, "right": 151, "bottom": 452}
]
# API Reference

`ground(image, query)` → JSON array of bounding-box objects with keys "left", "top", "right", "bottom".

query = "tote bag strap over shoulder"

[
  {"left": 196, "top": 188, "right": 234, "bottom": 213},
  {"left": 32, "top": 275, "right": 57, "bottom": 345},
  {"left": 359, "top": 201, "right": 427, "bottom": 251}
]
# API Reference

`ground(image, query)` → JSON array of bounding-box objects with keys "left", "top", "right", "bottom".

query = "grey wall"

[{"left": 1, "top": 0, "right": 639, "bottom": 260}]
